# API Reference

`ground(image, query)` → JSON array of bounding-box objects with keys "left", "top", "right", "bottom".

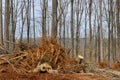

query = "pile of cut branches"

[{"left": 0, "top": 38, "right": 85, "bottom": 74}]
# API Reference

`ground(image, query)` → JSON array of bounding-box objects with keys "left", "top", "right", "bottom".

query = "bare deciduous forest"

[{"left": 0, "top": 0, "right": 120, "bottom": 80}]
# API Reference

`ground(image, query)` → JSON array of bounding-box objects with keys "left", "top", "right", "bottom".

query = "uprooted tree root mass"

[{"left": 0, "top": 38, "right": 112, "bottom": 80}]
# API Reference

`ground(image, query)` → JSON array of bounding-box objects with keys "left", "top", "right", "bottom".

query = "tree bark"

[
  {"left": 42, "top": 0, "right": 47, "bottom": 38},
  {"left": 84, "top": 1, "right": 87, "bottom": 61},
  {"left": 107, "top": 0, "right": 111, "bottom": 64},
  {"left": 116, "top": 0, "right": 120, "bottom": 58},
  {"left": 89, "top": 0, "right": 93, "bottom": 62},
  {"left": 33, "top": 0, "right": 36, "bottom": 43},
  {"left": 99, "top": 0, "right": 103, "bottom": 62},
  {"left": 4, "top": 0, "right": 10, "bottom": 49},
  {"left": 52, "top": 0, "right": 58, "bottom": 39},
  {"left": 20, "top": 2, "right": 24, "bottom": 42},
  {"left": 0, "top": 0, "right": 3, "bottom": 45},
  {"left": 10, "top": 0, "right": 16, "bottom": 50},
  {"left": 71, "top": 0, "right": 74, "bottom": 57},
  {"left": 27, "top": 0, "right": 31, "bottom": 43},
  {"left": 63, "top": 14, "right": 66, "bottom": 47}
]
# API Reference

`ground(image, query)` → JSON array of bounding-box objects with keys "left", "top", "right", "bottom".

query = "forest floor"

[
  {"left": 0, "top": 64, "right": 112, "bottom": 80},
  {"left": 0, "top": 63, "right": 120, "bottom": 80},
  {"left": 0, "top": 38, "right": 119, "bottom": 80}
]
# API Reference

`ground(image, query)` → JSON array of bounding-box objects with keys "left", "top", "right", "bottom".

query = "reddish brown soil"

[
  {"left": 111, "top": 61, "right": 120, "bottom": 71},
  {"left": 0, "top": 39, "right": 114, "bottom": 80},
  {"left": 0, "top": 73, "right": 112, "bottom": 80},
  {"left": 98, "top": 61, "right": 109, "bottom": 69},
  {"left": 0, "top": 64, "right": 112, "bottom": 80}
]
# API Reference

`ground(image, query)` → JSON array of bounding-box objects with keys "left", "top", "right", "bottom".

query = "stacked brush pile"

[{"left": 0, "top": 38, "right": 86, "bottom": 74}]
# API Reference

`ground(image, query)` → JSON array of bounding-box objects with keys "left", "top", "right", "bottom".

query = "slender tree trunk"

[
  {"left": 116, "top": 0, "right": 120, "bottom": 59},
  {"left": 58, "top": 0, "right": 61, "bottom": 44},
  {"left": 42, "top": 0, "right": 47, "bottom": 38},
  {"left": 84, "top": 1, "right": 87, "bottom": 60},
  {"left": 52, "top": 0, "right": 58, "bottom": 39},
  {"left": 33, "top": 0, "right": 36, "bottom": 43},
  {"left": 10, "top": 0, "right": 16, "bottom": 50},
  {"left": 67, "top": 20, "right": 69, "bottom": 48},
  {"left": 59, "top": 16, "right": 62, "bottom": 45},
  {"left": 110, "top": 0, "right": 115, "bottom": 63},
  {"left": 89, "top": 0, "right": 93, "bottom": 62},
  {"left": 63, "top": 14, "right": 66, "bottom": 47},
  {"left": 4, "top": 0, "right": 10, "bottom": 49},
  {"left": 99, "top": 0, "right": 103, "bottom": 62},
  {"left": 20, "top": 3, "right": 24, "bottom": 42},
  {"left": 76, "top": 13, "right": 80, "bottom": 57},
  {"left": 94, "top": 7, "right": 97, "bottom": 63},
  {"left": 76, "top": 0, "right": 80, "bottom": 57},
  {"left": 114, "top": 13, "right": 117, "bottom": 62},
  {"left": 114, "top": 26, "right": 117, "bottom": 61},
  {"left": 10, "top": 0, "right": 14, "bottom": 50},
  {"left": 71, "top": 0, "right": 74, "bottom": 57},
  {"left": 27, "top": 0, "right": 31, "bottom": 43},
  {"left": 0, "top": 0, "right": 3, "bottom": 45},
  {"left": 108, "top": 0, "right": 111, "bottom": 64},
  {"left": 47, "top": 16, "right": 50, "bottom": 36}
]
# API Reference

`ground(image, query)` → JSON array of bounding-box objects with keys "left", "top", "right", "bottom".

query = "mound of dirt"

[
  {"left": 0, "top": 38, "right": 112, "bottom": 80},
  {"left": 0, "top": 64, "right": 112, "bottom": 80},
  {"left": 0, "top": 38, "right": 83, "bottom": 74}
]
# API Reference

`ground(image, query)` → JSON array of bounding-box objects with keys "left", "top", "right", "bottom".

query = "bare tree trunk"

[
  {"left": 47, "top": 15, "right": 50, "bottom": 37},
  {"left": 58, "top": 0, "right": 61, "bottom": 44},
  {"left": 76, "top": 14, "right": 80, "bottom": 57},
  {"left": 42, "top": 0, "right": 47, "bottom": 38},
  {"left": 99, "top": 0, "right": 103, "bottom": 62},
  {"left": 107, "top": 0, "right": 111, "bottom": 64},
  {"left": 10, "top": 0, "right": 14, "bottom": 50},
  {"left": 27, "top": 0, "right": 31, "bottom": 43},
  {"left": 76, "top": 0, "right": 84, "bottom": 57},
  {"left": 71, "top": 0, "right": 74, "bottom": 57},
  {"left": 66, "top": 20, "right": 69, "bottom": 49},
  {"left": 58, "top": 12, "right": 62, "bottom": 45},
  {"left": 89, "top": 0, "right": 93, "bottom": 62},
  {"left": 33, "top": 0, "right": 36, "bottom": 43},
  {"left": 76, "top": 0, "right": 80, "bottom": 57},
  {"left": 63, "top": 14, "right": 66, "bottom": 47},
  {"left": 116, "top": 0, "right": 120, "bottom": 60},
  {"left": 20, "top": 2, "right": 24, "bottom": 42},
  {"left": 58, "top": 0, "right": 69, "bottom": 47},
  {"left": 94, "top": 5, "right": 98, "bottom": 63},
  {"left": 110, "top": 0, "right": 115, "bottom": 63},
  {"left": 4, "top": 0, "right": 10, "bottom": 49},
  {"left": 84, "top": 1, "right": 87, "bottom": 60},
  {"left": 52, "top": 0, "right": 58, "bottom": 39},
  {"left": 10, "top": 0, "right": 16, "bottom": 50},
  {"left": 0, "top": 0, "right": 3, "bottom": 45}
]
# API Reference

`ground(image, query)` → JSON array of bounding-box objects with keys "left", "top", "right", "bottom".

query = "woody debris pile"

[{"left": 0, "top": 38, "right": 86, "bottom": 74}]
